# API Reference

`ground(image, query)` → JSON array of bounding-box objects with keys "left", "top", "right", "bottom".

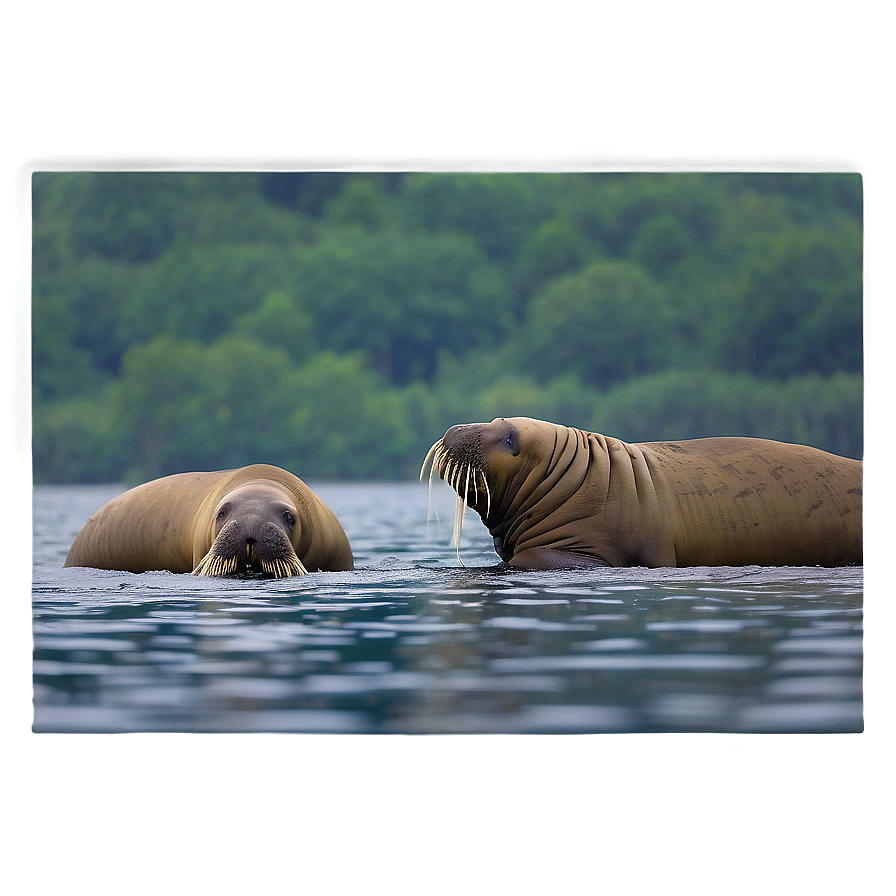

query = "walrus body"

[
  {"left": 64, "top": 464, "right": 354, "bottom": 577},
  {"left": 422, "top": 417, "right": 862, "bottom": 569}
]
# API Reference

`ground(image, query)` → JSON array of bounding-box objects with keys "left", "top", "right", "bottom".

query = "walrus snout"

[
  {"left": 421, "top": 419, "right": 528, "bottom": 519},
  {"left": 444, "top": 419, "right": 520, "bottom": 459},
  {"left": 439, "top": 426, "right": 483, "bottom": 475},
  {"left": 437, "top": 419, "right": 515, "bottom": 472},
  {"left": 192, "top": 518, "right": 308, "bottom": 578},
  {"left": 223, "top": 518, "right": 292, "bottom": 560},
  {"left": 420, "top": 427, "right": 494, "bottom": 528},
  {"left": 443, "top": 423, "right": 482, "bottom": 444}
]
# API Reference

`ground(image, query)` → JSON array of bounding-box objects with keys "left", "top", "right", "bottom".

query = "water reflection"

[{"left": 33, "top": 484, "right": 863, "bottom": 734}]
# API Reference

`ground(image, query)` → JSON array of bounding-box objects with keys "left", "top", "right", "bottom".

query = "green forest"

[{"left": 31, "top": 171, "right": 863, "bottom": 484}]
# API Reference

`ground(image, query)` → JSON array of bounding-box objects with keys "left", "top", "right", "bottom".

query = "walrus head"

[
  {"left": 192, "top": 482, "right": 308, "bottom": 578},
  {"left": 421, "top": 418, "right": 527, "bottom": 512},
  {"left": 422, "top": 417, "right": 567, "bottom": 562}
]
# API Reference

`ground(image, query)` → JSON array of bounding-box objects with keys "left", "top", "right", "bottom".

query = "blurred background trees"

[{"left": 31, "top": 171, "right": 863, "bottom": 483}]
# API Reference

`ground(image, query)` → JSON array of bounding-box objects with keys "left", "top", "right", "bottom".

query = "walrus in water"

[
  {"left": 421, "top": 417, "right": 862, "bottom": 568},
  {"left": 64, "top": 464, "right": 354, "bottom": 577}
]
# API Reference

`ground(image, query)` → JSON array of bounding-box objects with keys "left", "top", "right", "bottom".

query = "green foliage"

[
  {"left": 284, "top": 352, "right": 416, "bottom": 479},
  {"left": 518, "top": 217, "right": 594, "bottom": 292},
  {"left": 34, "top": 333, "right": 423, "bottom": 484},
  {"left": 575, "top": 173, "right": 727, "bottom": 256},
  {"left": 30, "top": 171, "right": 864, "bottom": 483},
  {"left": 724, "top": 173, "right": 863, "bottom": 223},
  {"left": 401, "top": 173, "right": 552, "bottom": 262},
  {"left": 55, "top": 172, "right": 186, "bottom": 263},
  {"left": 518, "top": 260, "right": 675, "bottom": 386},
  {"left": 117, "top": 243, "right": 301, "bottom": 350},
  {"left": 590, "top": 369, "right": 863, "bottom": 458},
  {"left": 170, "top": 182, "right": 315, "bottom": 248},
  {"left": 32, "top": 392, "right": 120, "bottom": 483},
  {"left": 629, "top": 213, "right": 697, "bottom": 278},
  {"left": 324, "top": 176, "right": 393, "bottom": 229},
  {"left": 287, "top": 228, "right": 509, "bottom": 383},
  {"left": 723, "top": 223, "right": 862, "bottom": 377},
  {"left": 34, "top": 256, "right": 141, "bottom": 378},
  {"left": 260, "top": 172, "right": 357, "bottom": 215},
  {"left": 232, "top": 292, "right": 316, "bottom": 364},
  {"left": 112, "top": 334, "right": 218, "bottom": 478}
]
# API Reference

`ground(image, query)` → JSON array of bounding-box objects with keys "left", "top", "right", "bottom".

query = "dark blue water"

[{"left": 32, "top": 482, "right": 863, "bottom": 733}]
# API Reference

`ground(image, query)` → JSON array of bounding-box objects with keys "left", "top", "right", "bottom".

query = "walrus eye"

[
  {"left": 216, "top": 509, "right": 226, "bottom": 521},
  {"left": 283, "top": 511, "right": 296, "bottom": 527},
  {"left": 503, "top": 428, "right": 519, "bottom": 455}
]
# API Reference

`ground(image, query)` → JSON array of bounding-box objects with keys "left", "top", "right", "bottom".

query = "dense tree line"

[{"left": 32, "top": 171, "right": 863, "bottom": 483}]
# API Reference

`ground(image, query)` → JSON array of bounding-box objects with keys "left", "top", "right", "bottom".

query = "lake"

[{"left": 32, "top": 481, "right": 863, "bottom": 733}]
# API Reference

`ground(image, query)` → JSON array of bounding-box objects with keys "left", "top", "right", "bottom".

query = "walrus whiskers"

[
  {"left": 478, "top": 467, "right": 491, "bottom": 519},
  {"left": 192, "top": 552, "right": 239, "bottom": 577},
  {"left": 452, "top": 493, "right": 468, "bottom": 565},
  {"left": 192, "top": 547, "right": 307, "bottom": 578},
  {"left": 421, "top": 439, "right": 445, "bottom": 521},
  {"left": 420, "top": 437, "right": 493, "bottom": 565},
  {"left": 420, "top": 439, "right": 441, "bottom": 479},
  {"left": 259, "top": 553, "right": 308, "bottom": 577},
  {"left": 449, "top": 465, "right": 474, "bottom": 565}
]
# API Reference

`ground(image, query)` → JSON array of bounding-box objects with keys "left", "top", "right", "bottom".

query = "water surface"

[{"left": 33, "top": 482, "right": 863, "bottom": 733}]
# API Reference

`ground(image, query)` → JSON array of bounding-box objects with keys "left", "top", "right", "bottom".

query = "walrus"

[
  {"left": 421, "top": 417, "right": 862, "bottom": 568},
  {"left": 64, "top": 464, "right": 354, "bottom": 577}
]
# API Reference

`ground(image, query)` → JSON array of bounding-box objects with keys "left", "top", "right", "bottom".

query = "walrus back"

[
  {"left": 642, "top": 437, "right": 862, "bottom": 567},
  {"left": 64, "top": 472, "right": 224, "bottom": 573}
]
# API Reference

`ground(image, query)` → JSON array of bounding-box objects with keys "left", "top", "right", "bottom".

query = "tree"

[
  {"left": 232, "top": 291, "right": 316, "bottom": 364},
  {"left": 572, "top": 173, "right": 726, "bottom": 256},
  {"left": 591, "top": 369, "right": 862, "bottom": 459},
  {"left": 324, "top": 176, "right": 392, "bottom": 229},
  {"left": 289, "top": 229, "right": 509, "bottom": 384},
  {"left": 35, "top": 256, "right": 144, "bottom": 376},
  {"left": 400, "top": 173, "right": 552, "bottom": 262},
  {"left": 260, "top": 172, "right": 348, "bottom": 214},
  {"left": 725, "top": 173, "right": 862, "bottom": 223},
  {"left": 724, "top": 223, "right": 862, "bottom": 377},
  {"left": 115, "top": 243, "right": 299, "bottom": 350},
  {"left": 32, "top": 393, "right": 121, "bottom": 483},
  {"left": 628, "top": 213, "right": 696, "bottom": 278},
  {"left": 284, "top": 352, "right": 416, "bottom": 478},
  {"left": 56, "top": 172, "right": 187, "bottom": 263},
  {"left": 111, "top": 335, "right": 214, "bottom": 477},
  {"left": 171, "top": 184, "right": 316, "bottom": 248},
  {"left": 29, "top": 171, "right": 864, "bottom": 482},
  {"left": 518, "top": 260, "right": 676, "bottom": 387},
  {"left": 518, "top": 217, "right": 592, "bottom": 292}
]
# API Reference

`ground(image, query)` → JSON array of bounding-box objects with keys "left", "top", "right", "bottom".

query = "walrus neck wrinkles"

[
  {"left": 492, "top": 427, "right": 673, "bottom": 566},
  {"left": 602, "top": 436, "right": 673, "bottom": 565},
  {"left": 489, "top": 425, "right": 594, "bottom": 553}
]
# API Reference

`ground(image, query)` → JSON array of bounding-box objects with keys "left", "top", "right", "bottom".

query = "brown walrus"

[
  {"left": 64, "top": 464, "right": 354, "bottom": 577},
  {"left": 421, "top": 417, "right": 862, "bottom": 568}
]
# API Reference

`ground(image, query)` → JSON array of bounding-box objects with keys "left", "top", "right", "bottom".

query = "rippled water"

[{"left": 32, "top": 482, "right": 863, "bottom": 733}]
